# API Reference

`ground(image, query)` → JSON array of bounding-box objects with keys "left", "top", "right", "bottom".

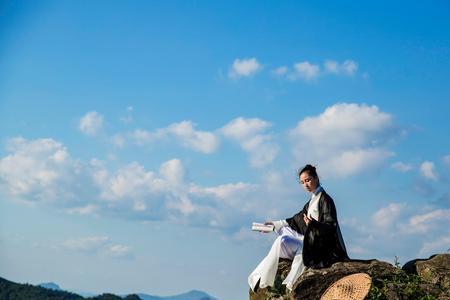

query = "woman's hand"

[
  {"left": 303, "top": 214, "right": 312, "bottom": 226},
  {"left": 261, "top": 221, "right": 274, "bottom": 233}
]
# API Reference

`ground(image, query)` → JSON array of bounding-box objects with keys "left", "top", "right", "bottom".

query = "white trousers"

[{"left": 248, "top": 226, "right": 306, "bottom": 291}]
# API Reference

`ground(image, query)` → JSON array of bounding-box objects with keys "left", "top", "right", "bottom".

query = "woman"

[{"left": 248, "top": 164, "right": 349, "bottom": 291}]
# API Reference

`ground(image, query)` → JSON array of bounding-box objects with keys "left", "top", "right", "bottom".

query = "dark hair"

[{"left": 298, "top": 164, "right": 318, "bottom": 179}]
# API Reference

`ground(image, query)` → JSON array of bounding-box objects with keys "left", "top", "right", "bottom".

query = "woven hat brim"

[{"left": 320, "top": 272, "right": 372, "bottom": 300}]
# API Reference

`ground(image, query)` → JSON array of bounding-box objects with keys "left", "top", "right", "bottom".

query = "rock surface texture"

[{"left": 249, "top": 254, "right": 450, "bottom": 300}]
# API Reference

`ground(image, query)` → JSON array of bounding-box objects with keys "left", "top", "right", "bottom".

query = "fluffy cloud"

[
  {"left": 221, "top": 117, "right": 279, "bottom": 168},
  {"left": 272, "top": 66, "right": 288, "bottom": 76},
  {"left": 289, "top": 103, "right": 396, "bottom": 177},
  {"left": 229, "top": 58, "right": 261, "bottom": 78},
  {"left": 62, "top": 236, "right": 110, "bottom": 253},
  {"left": 228, "top": 58, "right": 359, "bottom": 82},
  {"left": 391, "top": 162, "right": 414, "bottom": 172},
  {"left": 274, "top": 59, "right": 358, "bottom": 82},
  {"left": 95, "top": 161, "right": 165, "bottom": 202},
  {"left": 130, "top": 129, "right": 160, "bottom": 145},
  {"left": 62, "top": 236, "right": 133, "bottom": 259},
  {"left": 67, "top": 204, "right": 99, "bottom": 216},
  {"left": 420, "top": 161, "right": 438, "bottom": 181},
  {"left": 79, "top": 111, "right": 104, "bottom": 136},
  {"left": 343, "top": 202, "right": 450, "bottom": 260},
  {"left": 402, "top": 209, "right": 450, "bottom": 234},
  {"left": 419, "top": 235, "right": 450, "bottom": 256},
  {"left": 372, "top": 203, "right": 406, "bottom": 229},
  {"left": 111, "top": 134, "right": 126, "bottom": 148},
  {"left": 1, "top": 137, "right": 283, "bottom": 232},
  {"left": 324, "top": 60, "right": 358, "bottom": 76},
  {"left": 166, "top": 121, "right": 219, "bottom": 154},
  {"left": 93, "top": 158, "right": 197, "bottom": 218},
  {"left": 128, "top": 121, "right": 219, "bottom": 154},
  {"left": 0, "top": 137, "right": 86, "bottom": 203},
  {"left": 288, "top": 61, "right": 320, "bottom": 81},
  {"left": 107, "top": 244, "right": 133, "bottom": 259}
]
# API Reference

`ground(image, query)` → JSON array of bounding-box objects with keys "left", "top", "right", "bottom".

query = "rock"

[
  {"left": 292, "top": 259, "right": 398, "bottom": 300},
  {"left": 249, "top": 259, "right": 398, "bottom": 300},
  {"left": 249, "top": 255, "right": 450, "bottom": 300},
  {"left": 403, "top": 253, "right": 450, "bottom": 298}
]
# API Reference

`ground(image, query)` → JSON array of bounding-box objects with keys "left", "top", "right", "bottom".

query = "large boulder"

[
  {"left": 249, "top": 259, "right": 398, "bottom": 300},
  {"left": 403, "top": 254, "right": 450, "bottom": 298},
  {"left": 249, "top": 254, "right": 450, "bottom": 300}
]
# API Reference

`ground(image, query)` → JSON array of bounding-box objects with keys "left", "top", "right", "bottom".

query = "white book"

[{"left": 251, "top": 222, "right": 274, "bottom": 232}]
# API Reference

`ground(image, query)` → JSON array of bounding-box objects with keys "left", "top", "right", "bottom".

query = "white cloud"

[
  {"left": 159, "top": 158, "right": 185, "bottom": 186},
  {"left": 229, "top": 58, "right": 261, "bottom": 78},
  {"left": 130, "top": 129, "right": 161, "bottom": 145},
  {"left": 111, "top": 134, "right": 126, "bottom": 148},
  {"left": 96, "top": 162, "right": 164, "bottom": 202},
  {"left": 190, "top": 182, "right": 256, "bottom": 209},
  {"left": 166, "top": 121, "right": 219, "bottom": 154},
  {"left": 324, "top": 60, "right": 338, "bottom": 73},
  {"left": 107, "top": 244, "right": 133, "bottom": 258},
  {"left": 391, "top": 162, "right": 414, "bottom": 172},
  {"left": 289, "top": 103, "right": 396, "bottom": 177},
  {"left": 342, "top": 201, "right": 450, "bottom": 261},
  {"left": 419, "top": 235, "right": 450, "bottom": 256},
  {"left": 324, "top": 60, "right": 358, "bottom": 76},
  {"left": 272, "top": 66, "right": 288, "bottom": 76},
  {"left": 67, "top": 204, "right": 99, "bottom": 216},
  {"left": 327, "top": 148, "right": 393, "bottom": 178},
  {"left": 420, "top": 161, "right": 438, "bottom": 181},
  {"left": 372, "top": 203, "right": 406, "bottom": 229},
  {"left": 348, "top": 245, "right": 369, "bottom": 255},
  {"left": 288, "top": 61, "right": 320, "bottom": 81},
  {"left": 341, "top": 60, "right": 358, "bottom": 75},
  {"left": 221, "top": 117, "right": 279, "bottom": 168},
  {"left": 79, "top": 111, "right": 104, "bottom": 136},
  {"left": 62, "top": 236, "right": 134, "bottom": 259},
  {"left": 403, "top": 209, "right": 450, "bottom": 234},
  {"left": 125, "top": 122, "right": 219, "bottom": 154},
  {"left": 93, "top": 157, "right": 261, "bottom": 223},
  {"left": 166, "top": 195, "right": 195, "bottom": 216},
  {"left": 0, "top": 137, "right": 84, "bottom": 203},
  {"left": 0, "top": 137, "right": 296, "bottom": 233},
  {"left": 62, "top": 236, "right": 110, "bottom": 253}
]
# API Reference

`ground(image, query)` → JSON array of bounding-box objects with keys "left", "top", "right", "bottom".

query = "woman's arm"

[{"left": 286, "top": 203, "right": 309, "bottom": 235}]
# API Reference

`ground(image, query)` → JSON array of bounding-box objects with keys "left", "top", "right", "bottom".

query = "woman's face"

[{"left": 299, "top": 171, "right": 318, "bottom": 193}]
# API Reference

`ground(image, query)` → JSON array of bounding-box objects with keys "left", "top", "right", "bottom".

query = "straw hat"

[{"left": 320, "top": 273, "right": 372, "bottom": 300}]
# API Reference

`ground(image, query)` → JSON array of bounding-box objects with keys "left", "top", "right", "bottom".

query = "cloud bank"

[{"left": 289, "top": 103, "right": 397, "bottom": 178}]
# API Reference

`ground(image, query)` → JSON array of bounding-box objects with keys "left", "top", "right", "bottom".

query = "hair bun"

[{"left": 298, "top": 164, "right": 319, "bottom": 178}]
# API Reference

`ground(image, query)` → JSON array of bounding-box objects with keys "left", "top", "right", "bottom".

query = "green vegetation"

[
  {"left": 367, "top": 257, "right": 438, "bottom": 300},
  {"left": 0, "top": 276, "right": 141, "bottom": 300}
]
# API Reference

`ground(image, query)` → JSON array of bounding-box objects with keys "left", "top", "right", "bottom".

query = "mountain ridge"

[{"left": 1, "top": 276, "right": 217, "bottom": 300}]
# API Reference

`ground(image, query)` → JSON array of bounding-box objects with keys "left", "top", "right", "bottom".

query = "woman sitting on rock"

[{"left": 248, "top": 164, "right": 349, "bottom": 291}]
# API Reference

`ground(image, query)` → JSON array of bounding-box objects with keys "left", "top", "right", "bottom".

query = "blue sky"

[{"left": 1, "top": 1, "right": 450, "bottom": 299}]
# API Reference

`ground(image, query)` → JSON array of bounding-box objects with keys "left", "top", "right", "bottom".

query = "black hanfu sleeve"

[
  {"left": 286, "top": 202, "right": 309, "bottom": 235},
  {"left": 308, "top": 194, "right": 338, "bottom": 235}
]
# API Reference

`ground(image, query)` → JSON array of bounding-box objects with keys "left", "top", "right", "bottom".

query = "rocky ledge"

[{"left": 249, "top": 254, "right": 450, "bottom": 300}]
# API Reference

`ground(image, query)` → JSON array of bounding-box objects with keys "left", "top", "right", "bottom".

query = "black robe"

[{"left": 286, "top": 191, "right": 349, "bottom": 268}]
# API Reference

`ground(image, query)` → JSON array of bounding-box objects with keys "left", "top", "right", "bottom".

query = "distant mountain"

[
  {"left": 39, "top": 282, "right": 62, "bottom": 291},
  {"left": 137, "top": 289, "right": 217, "bottom": 300},
  {"left": 0, "top": 276, "right": 139, "bottom": 300},
  {"left": 1, "top": 276, "right": 218, "bottom": 300},
  {"left": 0, "top": 276, "right": 82, "bottom": 300}
]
